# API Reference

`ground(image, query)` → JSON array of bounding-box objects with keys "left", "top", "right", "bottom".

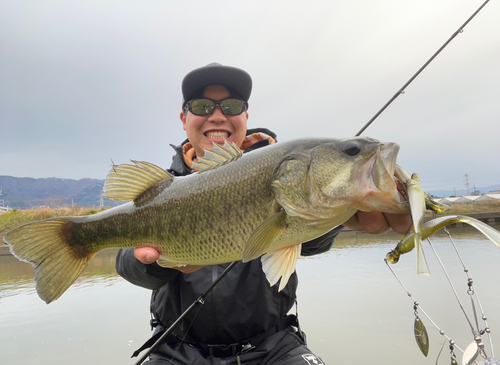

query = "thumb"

[{"left": 134, "top": 247, "right": 160, "bottom": 264}]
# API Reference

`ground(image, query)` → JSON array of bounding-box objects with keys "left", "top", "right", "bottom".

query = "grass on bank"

[{"left": 0, "top": 206, "right": 108, "bottom": 241}]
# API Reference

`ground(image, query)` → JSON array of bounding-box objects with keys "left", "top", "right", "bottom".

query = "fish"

[
  {"left": 5, "top": 137, "right": 412, "bottom": 303},
  {"left": 386, "top": 215, "right": 500, "bottom": 264}
]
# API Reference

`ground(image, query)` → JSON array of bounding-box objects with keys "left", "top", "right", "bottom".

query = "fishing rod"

[
  {"left": 355, "top": 0, "right": 490, "bottom": 137},
  {"left": 133, "top": 261, "right": 238, "bottom": 364}
]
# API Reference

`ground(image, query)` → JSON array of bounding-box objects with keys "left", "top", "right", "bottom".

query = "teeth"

[{"left": 206, "top": 131, "right": 229, "bottom": 139}]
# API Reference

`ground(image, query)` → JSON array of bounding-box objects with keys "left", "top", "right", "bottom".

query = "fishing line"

[
  {"left": 443, "top": 227, "right": 495, "bottom": 357},
  {"left": 355, "top": 0, "right": 491, "bottom": 137},
  {"left": 426, "top": 237, "right": 477, "bottom": 334},
  {"left": 445, "top": 228, "right": 481, "bottom": 335},
  {"left": 429, "top": 231, "right": 494, "bottom": 358},
  {"left": 385, "top": 229, "right": 498, "bottom": 362},
  {"left": 384, "top": 258, "right": 465, "bottom": 354},
  {"left": 426, "top": 235, "right": 494, "bottom": 362}
]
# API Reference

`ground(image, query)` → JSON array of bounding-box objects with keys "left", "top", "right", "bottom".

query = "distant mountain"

[
  {"left": 0, "top": 176, "right": 122, "bottom": 209},
  {"left": 426, "top": 185, "right": 500, "bottom": 198}
]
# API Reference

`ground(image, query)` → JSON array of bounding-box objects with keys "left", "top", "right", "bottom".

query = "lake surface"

[{"left": 1, "top": 222, "right": 499, "bottom": 365}]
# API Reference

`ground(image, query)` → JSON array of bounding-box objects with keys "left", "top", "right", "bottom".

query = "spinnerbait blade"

[{"left": 414, "top": 316, "right": 430, "bottom": 357}]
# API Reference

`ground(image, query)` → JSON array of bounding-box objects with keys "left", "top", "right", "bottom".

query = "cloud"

[{"left": 0, "top": 0, "right": 498, "bottom": 194}]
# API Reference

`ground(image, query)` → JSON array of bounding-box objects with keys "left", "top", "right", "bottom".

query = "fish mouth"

[
  {"left": 375, "top": 142, "right": 399, "bottom": 187},
  {"left": 357, "top": 142, "right": 409, "bottom": 212}
]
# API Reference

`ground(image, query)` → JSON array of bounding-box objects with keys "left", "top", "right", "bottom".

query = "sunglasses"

[{"left": 185, "top": 98, "right": 247, "bottom": 116}]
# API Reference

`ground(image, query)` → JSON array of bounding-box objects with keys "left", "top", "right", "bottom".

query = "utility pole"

[{"left": 464, "top": 174, "right": 471, "bottom": 196}]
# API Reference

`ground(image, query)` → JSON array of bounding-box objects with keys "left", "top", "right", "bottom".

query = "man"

[{"left": 116, "top": 63, "right": 411, "bottom": 364}]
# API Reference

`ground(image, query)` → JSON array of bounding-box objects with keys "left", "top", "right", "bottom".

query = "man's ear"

[{"left": 180, "top": 112, "right": 187, "bottom": 131}]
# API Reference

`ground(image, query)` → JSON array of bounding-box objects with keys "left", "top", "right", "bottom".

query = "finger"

[
  {"left": 357, "top": 211, "right": 391, "bottom": 234},
  {"left": 384, "top": 213, "right": 413, "bottom": 235},
  {"left": 134, "top": 247, "right": 160, "bottom": 264},
  {"left": 343, "top": 213, "right": 365, "bottom": 232}
]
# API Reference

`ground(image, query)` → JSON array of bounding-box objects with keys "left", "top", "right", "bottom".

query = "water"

[
  {"left": 1, "top": 223, "right": 499, "bottom": 364},
  {"left": 296, "top": 223, "right": 500, "bottom": 364},
  {"left": 0, "top": 250, "right": 152, "bottom": 364}
]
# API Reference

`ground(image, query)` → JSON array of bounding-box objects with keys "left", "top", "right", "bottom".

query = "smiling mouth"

[{"left": 205, "top": 131, "right": 230, "bottom": 139}]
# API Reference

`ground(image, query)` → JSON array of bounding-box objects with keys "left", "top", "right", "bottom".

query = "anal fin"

[{"left": 156, "top": 256, "right": 186, "bottom": 269}]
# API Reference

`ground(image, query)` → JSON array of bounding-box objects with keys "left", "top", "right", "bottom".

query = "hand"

[
  {"left": 343, "top": 211, "right": 412, "bottom": 235},
  {"left": 134, "top": 247, "right": 203, "bottom": 274}
]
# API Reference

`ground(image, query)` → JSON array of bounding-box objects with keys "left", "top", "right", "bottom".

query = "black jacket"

[{"left": 115, "top": 128, "right": 343, "bottom": 345}]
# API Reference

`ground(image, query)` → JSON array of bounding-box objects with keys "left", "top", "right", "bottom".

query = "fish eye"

[{"left": 343, "top": 141, "right": 361, "bottom": 156}]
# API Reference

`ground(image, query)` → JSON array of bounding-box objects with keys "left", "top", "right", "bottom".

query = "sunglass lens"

[
  {"left": 189, "top": 98, "right": 245, "bottom": 116},
  {"left": 219, "top": 99, "right": 244, "bottom": 115},
  {"left": 190, "top": 99, "right": 215, "bottom": 115}
]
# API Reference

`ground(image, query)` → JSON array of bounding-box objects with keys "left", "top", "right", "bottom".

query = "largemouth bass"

[{"left": 5, "top": 137, "right": 410, "bottom": 303}]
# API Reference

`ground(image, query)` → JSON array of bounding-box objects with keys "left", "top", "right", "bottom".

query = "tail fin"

[{"left": 4, "top": 218, "right": 94, "bottom": 304}]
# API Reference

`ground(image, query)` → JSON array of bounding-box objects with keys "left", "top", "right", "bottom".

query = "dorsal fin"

[
  {"left": 192, "top": 141, "right": 243, "bottom": 172},
  {"left": 103, "top": 160, "right": 173, "bottom": 201}
]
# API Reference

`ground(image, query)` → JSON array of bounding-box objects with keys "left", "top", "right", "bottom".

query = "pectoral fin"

[
  {"left": 243, "top": 211, "right": 287, "bottom": 262},
  {"left": 261, "top": 244, "right": 302, "bottom": 291}
]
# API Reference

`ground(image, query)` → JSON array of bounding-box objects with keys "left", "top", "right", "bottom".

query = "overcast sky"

[{"left": 1, "top": 0, "right": 499, "bottom": 194}]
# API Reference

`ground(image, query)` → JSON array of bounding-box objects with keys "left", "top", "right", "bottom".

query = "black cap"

[{"left": 181, "top": 63, "right": 252, "bottom": 108}]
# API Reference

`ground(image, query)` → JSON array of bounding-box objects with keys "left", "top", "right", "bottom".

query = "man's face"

[{"left": 180, "top": 85, "right": 248, "bottom": 157}]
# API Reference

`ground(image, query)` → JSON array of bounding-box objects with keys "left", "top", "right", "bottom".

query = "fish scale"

[{"left": 5, "top": 137, "right": 409, "bottom": 303}]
